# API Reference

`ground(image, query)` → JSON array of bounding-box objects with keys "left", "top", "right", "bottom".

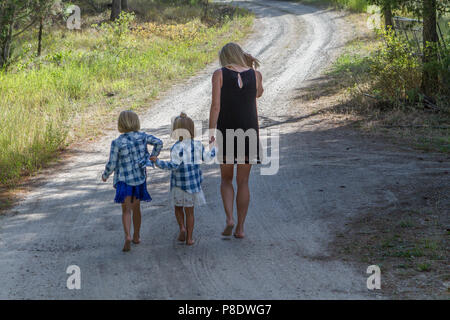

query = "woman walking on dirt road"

[{"left": 208, "top": 42, "right": 264, "bottom": 239}]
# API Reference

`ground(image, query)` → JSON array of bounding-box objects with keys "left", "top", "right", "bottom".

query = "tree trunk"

[
  {"left": 202, "top": 0, "right": 208, "bottom": 19},
  {"left": 37, "top": 17, "right": 43, "bottom": 57},
  {"left": 383, "top": 2, "right": 393, "bottom": 29},
  {"left": 121, "top": 0, "right": 128, "bottom": 12},
  {"left": 0, "top": 3, "right": 15, "bottom": 69},
  {"left": 110, "top": 0, "right": 122, "bottom": 21},
  {"left": 0, "top": 18, "right": 13, "bottom": 69},
  {"left": 421, "top": 0, "right": 438, "bottom": 97}
]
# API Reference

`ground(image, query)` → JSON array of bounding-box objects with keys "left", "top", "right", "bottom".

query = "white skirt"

[{"left": 171, "top": 187, "right": 206, "bottom": 207}]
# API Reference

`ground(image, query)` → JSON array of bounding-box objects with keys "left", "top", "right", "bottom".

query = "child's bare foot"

[
  {"left": 222, "top": 221, "right": 235, "bottom": 236},
  {"left": 186, "top": 238, "right": 195, "bottom": 246},
  {"left": 178, "top": 229, "right": 186, "bottom": 242},
  {"left": 123, "top": 238, "right": 132, "bottom": 252}
]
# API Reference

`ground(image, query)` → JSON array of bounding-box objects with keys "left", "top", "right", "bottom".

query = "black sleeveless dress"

[{"left": 217, "top": 67, "right": 260, "bottom": 164}]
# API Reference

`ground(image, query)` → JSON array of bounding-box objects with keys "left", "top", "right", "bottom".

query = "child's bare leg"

[
  {"left": 175, "top": 206, "right": 186, "bottom": 241},
  {"left": 121, "top": 196, "right": 132, "bottom": 251},
  {"left": 184, "top": 206, "right": 195, "bottom": 245},
  {"left": 132, "top": 198, "right": 141, "bottom": 244}
]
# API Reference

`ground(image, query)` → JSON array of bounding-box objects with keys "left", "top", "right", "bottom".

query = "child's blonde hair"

[
  {"left": 219, "top": 42, "right": 260, "bottom": 69},
  {"left": 118, "top": 110, "right": 140, "bottom": 133},
  {"left": 172, "top": 112, "right": 194, "bottom": 141}
]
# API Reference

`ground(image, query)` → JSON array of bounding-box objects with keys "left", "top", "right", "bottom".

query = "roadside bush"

[{"left": 369, "top": 28, "right": 422, "bottom": 107}]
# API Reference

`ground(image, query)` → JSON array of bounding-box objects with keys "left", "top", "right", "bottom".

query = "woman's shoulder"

[{"left": 212, "top": 68, "right": 223, "bottom": 78}]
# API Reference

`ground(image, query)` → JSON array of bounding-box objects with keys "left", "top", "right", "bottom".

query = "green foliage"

[
  {"left": 93, "top": 11, "right": 136, "bottom": 48},
  {"left": 331, "top": 0, "right": 369, "bottom": 12},
  {"left": 369, "top": 28, "right": 422, "bottom": 106}
]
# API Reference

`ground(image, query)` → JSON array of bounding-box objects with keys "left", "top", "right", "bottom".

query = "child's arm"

[
  {"left": 146, "top": 134, "right": 163, "bottom": 157},
  {"left": 102, "top": 140, "right": 119, "bottom": 181},
  {"left": 202, "top": 145, "right": 217, "bottom": 163},
  {"left": 155, "top": 143, "right": 183, "bottom": 171}
]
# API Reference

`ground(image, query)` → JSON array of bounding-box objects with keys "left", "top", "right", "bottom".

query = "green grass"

[
  {"left": 417, "top": 263, "right": 432, "bottom": 272},
  {"left": 0, "top": 1, "right": 253, "bottom": 186},
  {"left": 288, "top": 0, "right": 369, "bottom": 12}
]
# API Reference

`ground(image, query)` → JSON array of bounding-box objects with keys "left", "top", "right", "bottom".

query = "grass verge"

[{"left": 333, "top": 182, "right": 449, "bottom": 298}]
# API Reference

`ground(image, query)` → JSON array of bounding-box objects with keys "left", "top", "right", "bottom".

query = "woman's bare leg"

[
  {"left": 235, "top": 164, "right": 252, "bottom": 238},
  {"left": 184, "top": 207, "right": 195, "bottom": 245},
  {"left": 131, "top": 198, "right": 141, "bottom": 244},
  {"left": 121, "top": 196, "right": 133, "bottom": 251},
  {"left": 175, "top": 206, "right": 186, "bottom": 241},
  {"left": 220, "top": 164, "right": 235, "bottom": 235}
]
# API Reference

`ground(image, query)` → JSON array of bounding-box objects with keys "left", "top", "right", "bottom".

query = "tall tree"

[
  {"left": 0, "top": 0, "right": 38, "bottom": 69},
  {"left": 111, "top": 0, "right": 121, "bottom": 21},
  {"left": 383, "top": 1, "right": 393, "bottom": 28},
  {"left": 421, "top": 0, "right": 438, "bottom": 97},
  {"left": 121, "top": 0, "right": 128, "bottom": 12},
  {"left": 367, "top": 0, "right": 397, "bottom": 28}
]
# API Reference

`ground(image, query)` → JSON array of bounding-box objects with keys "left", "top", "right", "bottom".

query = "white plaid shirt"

[
  {"left": 154, "top": 139, "right": 216, "bottom": 194},
  {"left": 103, "top": 131, "right": 163, "bottom": 187}
]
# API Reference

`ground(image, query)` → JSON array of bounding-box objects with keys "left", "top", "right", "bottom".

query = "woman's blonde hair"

[
  {"left": 219, "top": 42, "right": 260, "bottom": 69},
  {"left": 172, "top": 112, "right": 195, "bottom": 141},
  {"left": 118, "top": 110, "right": 140, "bottom": 133}
]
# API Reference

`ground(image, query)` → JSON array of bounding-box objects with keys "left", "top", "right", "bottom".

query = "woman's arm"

[
  {"left": 208, "top": 69, "right": 222, "bottom": 143},
  {"left": 202, "top": 144, "right": 217, "bottom": 163},
  {"left": 102, "top": 140, "right": 119, "bottom": 181},
  {"left": 256, "top": 70, "right": 264, "bottom": 98}
]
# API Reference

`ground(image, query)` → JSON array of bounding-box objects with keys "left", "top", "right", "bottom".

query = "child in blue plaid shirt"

[
  {"left": 102, "top": 110, "right": 163, "bottom": 252},
  {"left": 151, "top": 112, "right": 216, "bottom": 245}
]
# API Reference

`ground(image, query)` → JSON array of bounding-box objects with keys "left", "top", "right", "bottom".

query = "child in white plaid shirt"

[{"left": 151, "top": 112, "right": 216, "bottom": 245}]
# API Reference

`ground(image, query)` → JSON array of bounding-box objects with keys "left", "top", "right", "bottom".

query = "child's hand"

[
  {"left": 149, "top": 156, "right": 158, "bottom": 162},
  {"left": 102, "top": 176, "right": 107, "bottom": 182}
]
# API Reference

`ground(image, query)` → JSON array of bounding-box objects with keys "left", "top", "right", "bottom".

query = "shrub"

[{"left": 369, "top": 28, "right": 422, "bottom": 106}]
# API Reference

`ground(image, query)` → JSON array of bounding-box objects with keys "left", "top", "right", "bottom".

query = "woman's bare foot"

[
  {"left": 222, "top": 221, "right": 235, "bottom": 236},
  {"left": 186, "top": 238, "right": 195, "bottom": 246},
  {"left": 123, "top": 237, "right": 132, "bottom": 252},
  {"left": 178, "top": 229, "right": 186, "bottom": 242},
  {"left": 132, "top": 234, "right": 140, "bottom": 244},
  {"left": 233, "top": 232, "right": 245, "bottom": 239}
]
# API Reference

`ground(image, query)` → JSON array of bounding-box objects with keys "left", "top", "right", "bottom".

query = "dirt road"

[{"left": 1, "top": 0, "right": 446, "bottom": 299}]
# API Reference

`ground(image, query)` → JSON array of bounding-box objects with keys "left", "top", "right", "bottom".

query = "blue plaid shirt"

[
  {"left": 154, "top": 139, "right": 216, "bottom": 194},
  {"left": 103, "top": 131, "right": 163, "bottom": 187}
]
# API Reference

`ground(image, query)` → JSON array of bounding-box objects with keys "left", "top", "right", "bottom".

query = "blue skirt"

[{"left": 114, "top": 181, "right": 152, "bottom": 204}]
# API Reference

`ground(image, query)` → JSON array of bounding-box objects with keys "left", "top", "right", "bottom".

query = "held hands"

[
  {"left": 149, "top": 156, "right": 158, "bottom": 162},
  {"left": 209, "top": 136, "right": 215, "bottom": 145}
]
